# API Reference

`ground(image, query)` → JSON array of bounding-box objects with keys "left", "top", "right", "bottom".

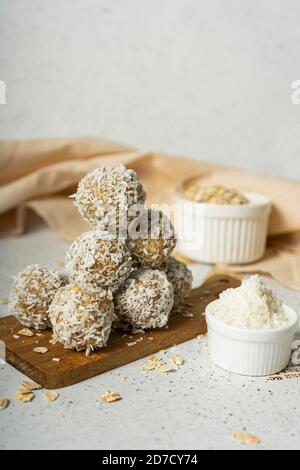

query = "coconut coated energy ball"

[
  {"left": 72, "top": 164, "right": 146, "bottom": 231},
  {"left": 65, "top": 231, "right": 133, "bottom": 292},
  {"left": 8, "top": 265, "right": 67, "bottom": 330},
  {"left": 161, "top": 256, "right": 193, "bottom": 306},
  {"left": 114, "top": 269, "right": 174, "bottom": 329},
  {"left": 128, "top": 209, "right": 177, "bottom": 269},
  {"left": 49, "top": 283, "right": 114, "bottom": 355}
]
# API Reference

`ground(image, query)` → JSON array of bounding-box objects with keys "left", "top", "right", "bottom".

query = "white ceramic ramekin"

[
  {"left": 205, "top": 302, "right": 299, "bottom": 376},
  {"left": 175, "top": 191, "right": 271, "bottom": 264}
]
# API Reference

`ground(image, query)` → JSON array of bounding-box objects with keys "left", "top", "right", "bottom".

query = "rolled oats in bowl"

[
  {"left": 175, "top": 177, "right": 271, "bottom": 264},
  {"left": 180, "top": 183, "right": 249, "bottom": 205}
]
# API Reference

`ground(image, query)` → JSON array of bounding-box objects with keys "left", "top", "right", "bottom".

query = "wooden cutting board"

[{"left": 0, "top": 274, "right": 240, "bottom": 389}]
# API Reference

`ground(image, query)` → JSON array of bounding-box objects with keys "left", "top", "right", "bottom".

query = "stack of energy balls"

[{"left": 8, "top": 165, "right": 193, "bottom": 355}]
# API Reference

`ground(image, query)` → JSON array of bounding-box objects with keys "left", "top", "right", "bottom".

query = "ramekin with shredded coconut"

[{"left": 209, "top": 275, "right": 289, "bottom": 330}]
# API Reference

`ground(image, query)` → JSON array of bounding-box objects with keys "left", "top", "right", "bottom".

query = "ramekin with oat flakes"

[{"left": 175, "top": 176, "right": 271, "bottom": 264}]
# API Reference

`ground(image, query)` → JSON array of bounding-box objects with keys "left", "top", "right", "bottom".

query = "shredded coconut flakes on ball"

[
  {"left": 115, "top": 269, "right": 174, "bottom": 329},
  {"left": 9, "top": 265, "right": 67, "bottom": 330},
  {"left": 128, "top": 209, "right": 177, "bottom": 269},
  {"left": 49, "top": 283, "right": 114, "bottom": 355},
  {"left": 71, "top": 164, "right": 146, "bottom": 231},
  {"left": 161, "top": 256, "right": 193, "bottom": 306},
  {"left": 65, "top": 231, "right": 133, "bottom": 293}
]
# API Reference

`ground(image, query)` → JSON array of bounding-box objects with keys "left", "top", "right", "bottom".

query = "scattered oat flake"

[
  {"left": 159, "top": 349, "right": 167, "bottom": 354},
  {"left": 142, "top": 356, "right": 163, "bottom": 370},
  {"left": 230, "top": 432, "right": 261, "bottom": 445},
  {"left": 36, "top": 333, "right": 43, "bottom": 337},
  {"left": 34, "top": 347, "right": 48, "bottom": 354},
  {"left": 182, "top": 312, "right": 194, "bottom": 318},
  {"left": 170, "top": 356, "right": 185, "bottom": 366},
  {"left": 15, "top": 390, "right": 34, "bottom": 403},
  {"left": 201, "top": 343, "right": 208, "bottom": 350},
  {"left": 0, "top": 298, "right": 8, "bottom": 305},
  {"left": 0, "top": 396, "right": 9, "bottom": 410},
  {"left": 19, "top": 328, "right": 34, "bottom": 337},
  {"left": 148, "top": 356, "right": 161, "bottom": 364},
  {"left": 43, "top": 390, "right": 58, "bottom": 402},
  {"left": 18, "top": 387, "right": 33, "bottom": 394},
  {"left": 49, "top": 337, "right": 58, "bottom": 345},
  {"left": 100, "top": 391, "right": 121, "bottom": 403},
  {"left": 156, "top": 365, "right": 175, "bottom": 373},
  {"left": 142, "top": 364, "right": 156, "bottom": 371},
  {"left": 13, "top": 335, "right": 20, "bottom": 339},
  {"left": 52, "top": 357, "right": 60, "bottom": 362},
  {"left": 148, "top": 337, "right": 154, "bottom": 340},
  {"left": 20, "top": 381, "right": 42, "bottom": 391},
  {"left": 126, "top": 342, "right": 137, "bottom": 347}
]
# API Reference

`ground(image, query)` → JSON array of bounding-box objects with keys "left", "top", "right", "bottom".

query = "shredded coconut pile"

[
  {"left": 9, "top": 265, "right": 67, "bottom": 330},
  {"left": 72, "top": 164, "right": 146, "bottom": 231},
  {"left": 161, "top": 256, "right": 193, "bottom": 306},
  {"left": 115, "top": 269, "right": 174, "bottom": 329},
  {"left": 65, "top": 231, "right": 132, "bottom": 292},
  {"left": 209, "top": 275, "right": 288, "bottom": 329},
  {"left": 49, "top": 283, "right": 114, "bottom": 355},
  {"left": 128, "top": 209, "right": 177, "bottom": 269}
]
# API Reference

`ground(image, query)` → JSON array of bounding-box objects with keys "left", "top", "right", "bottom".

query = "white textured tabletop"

[{"left": 0, "top": 217, "right": 300, "bottom": 450}]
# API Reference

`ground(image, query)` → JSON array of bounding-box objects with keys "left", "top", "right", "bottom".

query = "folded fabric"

[{"left": 1, "top": 137, "right": 300, "bottom": 291}]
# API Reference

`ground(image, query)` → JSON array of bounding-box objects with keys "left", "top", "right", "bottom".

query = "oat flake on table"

[
  {"left": 182, "top": 312, "right": 194, "bottom": 318},
  {"left": 142, "top": 364, "right": 157, "bottom": 371},
  {"left": 142, "top": 355, "right": 175, "bottom": 373},
  {"left": 230, "top": 432, "right": 261, "bottom": 445},
  {"left": 100, "top": 391, "right": 121, "bottom": 403},
  {"left": 15, "top": 390, "right": 34, "bottom": 403},
  {"left": 33, "top": 347, "right": 48, "bottom": 354},
  {"left": 0, "top": 396, "right": 9, "bottom": 410},
  {"left": 156, "top": 365, "right": 174, "bottom": 373},
  {"left": 20, "top": 381, "right": 42, "bottom": 391},
  {"left": 170, "top": 355, "right": 185, "bottom": 366},
  {"left": 43, "top": 391, "right": 58, "bottom": 402},
  {"left": 49, "top": 337, "right": 58, "bottom": 345},
  {"left": 18, "top": 328, "right": 34, "bottom": 337}
]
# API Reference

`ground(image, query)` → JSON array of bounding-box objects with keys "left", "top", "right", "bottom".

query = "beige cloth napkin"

[{"left": 1, "top": 137, "right": 300, "bottom": 291}]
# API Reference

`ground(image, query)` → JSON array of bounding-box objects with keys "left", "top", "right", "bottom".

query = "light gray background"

[{"left": 1, "top": 0, "right": 300, "bottom": 179}]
